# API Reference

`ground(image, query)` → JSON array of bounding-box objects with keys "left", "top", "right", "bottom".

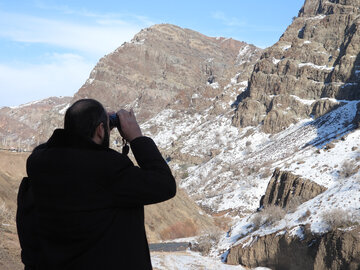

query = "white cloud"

[
  {"left": 0, "top": 54, "right": 93, "bottom": 107},
  {"left": 212, "top": 11, "right": 282, "bottom": 33},
  {"left": 0, "top": 9, "right": 155, "bottom": 107},
  {"left": 0, "top": 11, "right": 150, "bottom": 57},
  {"left": 212, "top": 11, "right": 246, "bottom": 27}
]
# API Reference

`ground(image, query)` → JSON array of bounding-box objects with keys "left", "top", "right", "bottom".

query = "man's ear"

[{"left": 93, "top": 123, "right": 105, "bottom": 145}]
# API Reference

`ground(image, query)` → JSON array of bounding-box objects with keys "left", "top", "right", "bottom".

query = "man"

[{"left": 16, "top": 99, "right": 176, "bottom": 270}]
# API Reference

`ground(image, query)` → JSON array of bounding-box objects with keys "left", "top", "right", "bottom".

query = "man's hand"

[{"left": 116, "top": 109, "right": 142, "bottom": 142}]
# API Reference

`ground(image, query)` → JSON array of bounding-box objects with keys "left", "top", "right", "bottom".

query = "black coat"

[{"left": 17, "top": 129, "right": 176, "bottom": 270}]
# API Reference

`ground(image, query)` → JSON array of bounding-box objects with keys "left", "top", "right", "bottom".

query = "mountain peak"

[{"left": 73, "top": 24, "right": 261, "bottom": 121}]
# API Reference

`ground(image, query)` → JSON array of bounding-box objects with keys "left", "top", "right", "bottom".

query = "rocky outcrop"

[
  {"left": 226, "top": 167, "right": 358, "bottom": 269},
  {"left": 233, "top": 0, "right": 360, "bottom": 133},
  {"left": 226, "top": 225, "right": 320, "bottom": 269},
  {"left": 226, "top": 225, "right": 360, "bottom": 270},
  {"left": 260, "top": 168, "right": 327, "bottom": 209},
  {"left": 314, "top": 226, "right": 360, "bottom": 270}
]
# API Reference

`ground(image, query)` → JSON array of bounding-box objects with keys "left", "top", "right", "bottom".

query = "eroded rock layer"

[
  {"left": 227, "top": 226, "right": 360, "bottom": 270},
  {"left": 233, "top": 0, "right": 360, "bottom": 133},
  {"left": 260, "top": 168, "right": 327, "bottom": 209}
]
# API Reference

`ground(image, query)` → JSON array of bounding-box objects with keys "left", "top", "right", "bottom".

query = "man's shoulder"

[
  {"left": 102, "top": 148, "right": 133, "bottom": 166},
  {"left": 28, "top": 143, "right": 130, "bottom": 165}
]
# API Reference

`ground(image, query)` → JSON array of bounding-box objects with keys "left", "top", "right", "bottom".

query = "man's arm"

[
  {"left": 108, "top": 109, "right": 176, "bottom": 206},
  {"left": 16, "top": 177, "right": 40, "bottom": 268}
]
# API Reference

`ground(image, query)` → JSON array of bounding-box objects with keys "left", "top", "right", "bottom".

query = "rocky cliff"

[
  {"left": 233, "top": 0, "right": 360, "bottom": 133},
  {"left": 260, "top": 168, "right": 327, "bottom": 209},
  {"left": 226, "top": 225, "right": 360, "bottom": 270}
]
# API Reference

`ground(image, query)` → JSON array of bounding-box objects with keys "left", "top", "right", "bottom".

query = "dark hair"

[{"left": 64, "top": 99, "right": 107, "bottom": 139}]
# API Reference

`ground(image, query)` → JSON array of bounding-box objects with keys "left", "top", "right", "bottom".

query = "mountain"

[
  {"left": 74, "top": 24, "right": 260, "bottom": 121},
  {"left": 0, "top": 24, "right": 261, "bottom": 151}
]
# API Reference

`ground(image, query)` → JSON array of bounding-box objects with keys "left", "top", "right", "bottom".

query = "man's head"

[{"left": 64, "top": 99, "right": 110, "bottom": 147}]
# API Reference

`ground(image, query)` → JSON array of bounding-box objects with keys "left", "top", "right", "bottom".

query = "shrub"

[
  {"left": 242, "top": 128, "right": 255, "bottom": 139},
  {"left": 242, "top": 165, "right": 260, "bottom": 176},
  {"left": 191, "top": 230, "right": 222, "bottom": 256},
  {"left": 298, "top": 209, "right": 311, "bottom": 222},
  {"left": 260, "top": 167, "right": 273, "bottom": 178},
  {"left": 214, "top": 216, "right": 232, "bottom": 231},
  {"left": 339, "top": 160, "right": 359, "bottom": 179},
  {"left": 251, "top": 205, "right": 286, "bottom": 230},
  {"left": 0, "top": 202, "right": 13, "bottom": 225},
  {"left": 321, "top": 209, "right": 358, "bottom": 230},
  {"left": 149, "top": 125, "right": 158, "bottom": 135},
  {"left": 160, "top": 219, "right": 198, "bottom": 240},
  {"left": 181, "top": 171, "right": 189, "bottom": 179}
]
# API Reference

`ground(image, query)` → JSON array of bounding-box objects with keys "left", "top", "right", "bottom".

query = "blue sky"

[{"left": 0, "top": 0, "right": 304, "bottom": 107}]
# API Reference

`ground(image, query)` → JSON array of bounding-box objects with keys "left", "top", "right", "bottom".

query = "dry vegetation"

[
  {"left": 339, "top": 160, "right": 360, "bottom": 179},
  {"left": 251, "top": 205, "right": 286, "bottom": 230},
  {"left": 321, "top": 209, "right": 359, "bottom": 230},
  {"left": 190, "top": 230, "right": 222, "bottom": 256},
  {"left": 0, "top": 202, "right": 14, "bottom": 226},
  {"left": 159, "top": 219, "right": 198, "bottom": 240}
]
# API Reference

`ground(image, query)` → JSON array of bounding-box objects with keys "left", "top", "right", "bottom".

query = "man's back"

[{"left": 21, "top": 128, "right": 176, "bottom": 269}]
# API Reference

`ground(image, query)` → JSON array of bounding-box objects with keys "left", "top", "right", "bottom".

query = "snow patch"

[
  {"left": 298, "top": 62, "right": 334, "bottom": 71},
  {"left": 290, "top": 95, "right": 316, "bottom": 105},
  {"left": 282, "top": 44, "right": 291, "bottom": 51},
  {"left": 272, "top": 58, "right": 281, "bottom": 65},
  {"left": 86, "top": 78, "right": 94, "bottom": 85},
  {"left": 208, "top": 82, "right": 219, "bottom": 89},
  {"left": 59, "top": 104, "right": 70, "bottom": 115}
]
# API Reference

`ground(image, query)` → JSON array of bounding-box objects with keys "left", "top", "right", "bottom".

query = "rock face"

[
  {"left": 233, "top": 0, "right": 360, "bottom": 133},
  {"left": 260, "top": 168, "right": 327, "bottom": 209},
  {"left": 0, "top": 97, "right": 71, "bottom": 150},
  {"left": 314, "top": 227, "right": 360, "bottom": 270},
  {"left": 226, "top": 225, "right": 320, "bottom": 269},
  {"left": 226, "top": 225, "right": 360, "bottom": 270},
  {"left": 74, "top": 24, "right": 261, "bottom": 120}
]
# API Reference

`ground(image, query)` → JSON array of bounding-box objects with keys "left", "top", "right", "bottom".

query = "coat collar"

[{"left": 46, "top": 129, "right": 106, "bottom": 150}]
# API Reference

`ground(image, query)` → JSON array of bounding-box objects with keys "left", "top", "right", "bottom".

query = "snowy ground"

[{"left": 151, "top": 250, "right": 271, "bottom": 270}]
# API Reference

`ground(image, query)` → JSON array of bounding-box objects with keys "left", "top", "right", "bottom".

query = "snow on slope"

[
  {"left": 143, "top": 99, "right": 359, "bottom": 215},
  {"left": 151, "top": 250, "right": 271, "bottom": 270}
]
